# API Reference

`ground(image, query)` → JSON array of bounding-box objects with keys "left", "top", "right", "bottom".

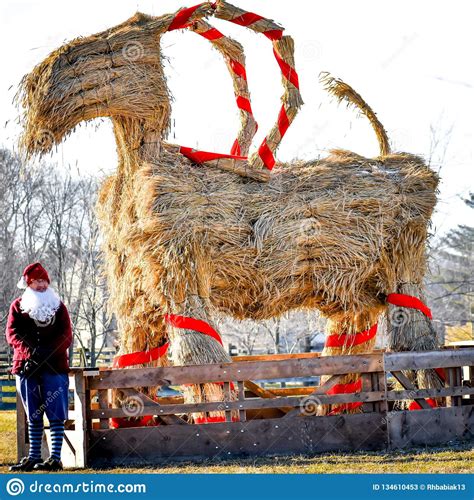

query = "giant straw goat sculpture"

[{"left": 18, "top": 1, "right": 441, "bottom": 420}]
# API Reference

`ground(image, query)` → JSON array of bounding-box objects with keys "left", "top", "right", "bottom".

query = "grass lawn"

[{"left": 1, "top": 410, "right": 472, "bottom": 474}]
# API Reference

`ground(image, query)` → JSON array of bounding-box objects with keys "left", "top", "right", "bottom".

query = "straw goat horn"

[{"left": 212, "top": 0, "right": 304, "bottom": 171}]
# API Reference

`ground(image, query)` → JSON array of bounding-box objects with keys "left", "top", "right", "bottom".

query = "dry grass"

[
  {"left": 1, "top": 411, "right": 472, "bottom": 474},
  {"left": 0, "top": 410, "right": 16, "bottom": 467}
]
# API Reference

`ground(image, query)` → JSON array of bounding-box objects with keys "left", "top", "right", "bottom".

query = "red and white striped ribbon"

[{"left": 162, "top": 1, "right": 301, "bottom": 173}]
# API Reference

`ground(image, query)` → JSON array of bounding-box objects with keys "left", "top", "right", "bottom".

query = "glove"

[{"left": 19, "top": 358, "right": 40, "bottom": 378}]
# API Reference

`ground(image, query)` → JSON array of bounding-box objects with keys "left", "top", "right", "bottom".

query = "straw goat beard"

[{"left": 20, "top": 287, "right": 61, "bottom": 323}]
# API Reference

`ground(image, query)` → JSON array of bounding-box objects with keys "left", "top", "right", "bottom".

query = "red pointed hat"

[{"left": 20, "top": 262, "right": 50, "bottom": 287}]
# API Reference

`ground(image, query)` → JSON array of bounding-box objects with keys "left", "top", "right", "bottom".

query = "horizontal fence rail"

[
  {"left": 384, "top": 349, "right": 474, "bottom": 370},
  {"left": 88, "top": 352, "right": 384, "bottom": 390}
]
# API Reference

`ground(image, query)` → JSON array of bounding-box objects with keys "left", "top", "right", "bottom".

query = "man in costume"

[{"left": 6, "top": 262, "right": 72, "bottom": 471}]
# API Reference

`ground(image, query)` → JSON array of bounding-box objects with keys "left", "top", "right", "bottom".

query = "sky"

[{"left": 0, "top": 0, "right": 473, "bottom": 236}]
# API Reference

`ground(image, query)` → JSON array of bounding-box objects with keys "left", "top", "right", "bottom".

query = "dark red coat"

[{"left": 5, "top": 297, "right": 73, "bottom": 375}]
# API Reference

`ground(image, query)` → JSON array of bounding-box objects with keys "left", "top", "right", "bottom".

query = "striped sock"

[
  {"left": 28, "top": 420, "right": 44, "bottom": 460},
  {"left": 49, "top": 419, "right": 65, "bottom": 461}
]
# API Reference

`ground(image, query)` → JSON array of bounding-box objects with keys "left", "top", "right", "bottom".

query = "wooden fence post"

[
  {"left": 361, "top": 373, "right": 374, "bottom": 413},
  {"left": 16, "top": 389, "right": 28, "bottom": 461},
  {"left": 237, "top": 381, "right": 246, "bottom": 422},
  {"left": 73, "top": 370, "right": 88, "bottom": 468},
  {"left": 446, "top": 367, "right": 463, "bottom": 407},
  {"left": 376, "top": 371, "right": 388, "bottom": 413},
  {"left": 97, "top": 389, "right": 110, "bottom": 429}
]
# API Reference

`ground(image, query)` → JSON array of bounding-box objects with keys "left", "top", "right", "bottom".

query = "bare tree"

[
  {"left": 0, "top": 148, "right": 116, "bottom": 365},
  {"left": 218, "top": 310, "right": 326, "bottom": 356},
  {"left": 426, "top": 193, "right": 474, "bottom": 340}
]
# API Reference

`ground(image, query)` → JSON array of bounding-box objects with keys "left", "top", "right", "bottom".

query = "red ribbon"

[
  {"left": 168, "top": 3, "right": 204, "bottom": 31},
  {"left": 113, "top": 314, "right": 224, "bottom": 369},
  {"left": 327, "top": 379, "right": 362, "bottom": 395},
  {"left": 277, "top": 105, "right": 290, "bottom": 137},
  {"left": 236, "top": 96, "right": 252, "bottom": 114},
  {"left": 263, "top": 29, "right": 284, "bottom": 41},
  {"left": 230, "top": 140, "right": 241, "bottom": 156},
  {"left": 109, "top": 415, "right": 159, "bottom": 428},
  {"left": 325, "top": 324, "right": 378, "bottom": 349},
  {"left": 323, "top": 319, "right": 372, "bottom": 416},
  {"left": 326, "top": 379, "right": 364, "bottom": 415},
  {"left": 230, "top": 60, "right": 247, "bottom": 80},
  {"left": 179, "top": 146, "right": 247, "bottom": 164},
  {"left": 386, "top": 293, "right": 432, "bottom": 320},
  {"left": 230, "top": 11, "right": 263, "bottom": 27},
  {"left": 258, "top": 139, "right": 276, "bottom": 170},
  {"left": 408, "top": 398, "right": 438, "bottom": 411},
  {"left": 195, "top": 415, "right": 240, "bottom": 424},
  {"left": 164, "top": 314, "right": 224, "bottom": 346},
  {"left": 328, "top": 402, "right": 363, "bottom": 415},
  {"left": 199, "top": 27, "right": 223, "bottom": 41},
  {"left": 272, "top": 48, "right": 300, "bottom": 89},
  {"left": 228, "top": 11, "right": 283, "bottom": 40},
  {"left": 112, "top": 344, "right": 169, "bottom": 368}
]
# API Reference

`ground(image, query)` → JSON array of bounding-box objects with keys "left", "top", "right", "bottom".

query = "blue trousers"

[{"left": 16, "top": 372, "right": 69, "bottom": 422}]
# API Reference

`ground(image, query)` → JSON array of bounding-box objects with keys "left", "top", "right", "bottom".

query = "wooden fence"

[
  {"left": 0, "top": 350, "right": 13, "bottom": 379},
  {"left": 13, "top": 346, "right": 474, "bottom": 468},
  {"left": 0, "top": 350, "right": 14, "bottom": 410},
  {"left": 70, "top": 347, "right": 117, "bottom": 367},
  {"left": 0, "top": 379, "right": 16, "bottom": 410}
]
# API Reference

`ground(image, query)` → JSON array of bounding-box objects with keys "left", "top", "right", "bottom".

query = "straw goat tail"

[{"left": 319, "top": 71, "right": 391, "bottom": 157}]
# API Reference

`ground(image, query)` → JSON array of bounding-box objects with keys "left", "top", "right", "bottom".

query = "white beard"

[{"left": 20, "top": 287, "right": 61, "bottom": 323}]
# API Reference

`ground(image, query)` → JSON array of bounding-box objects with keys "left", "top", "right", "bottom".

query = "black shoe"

[
  {"left": 9, "top": 456, "right": 43, "bottom": 472},
  {"left": 33, "top": 457, "right": 63, "bottom": 471}
]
